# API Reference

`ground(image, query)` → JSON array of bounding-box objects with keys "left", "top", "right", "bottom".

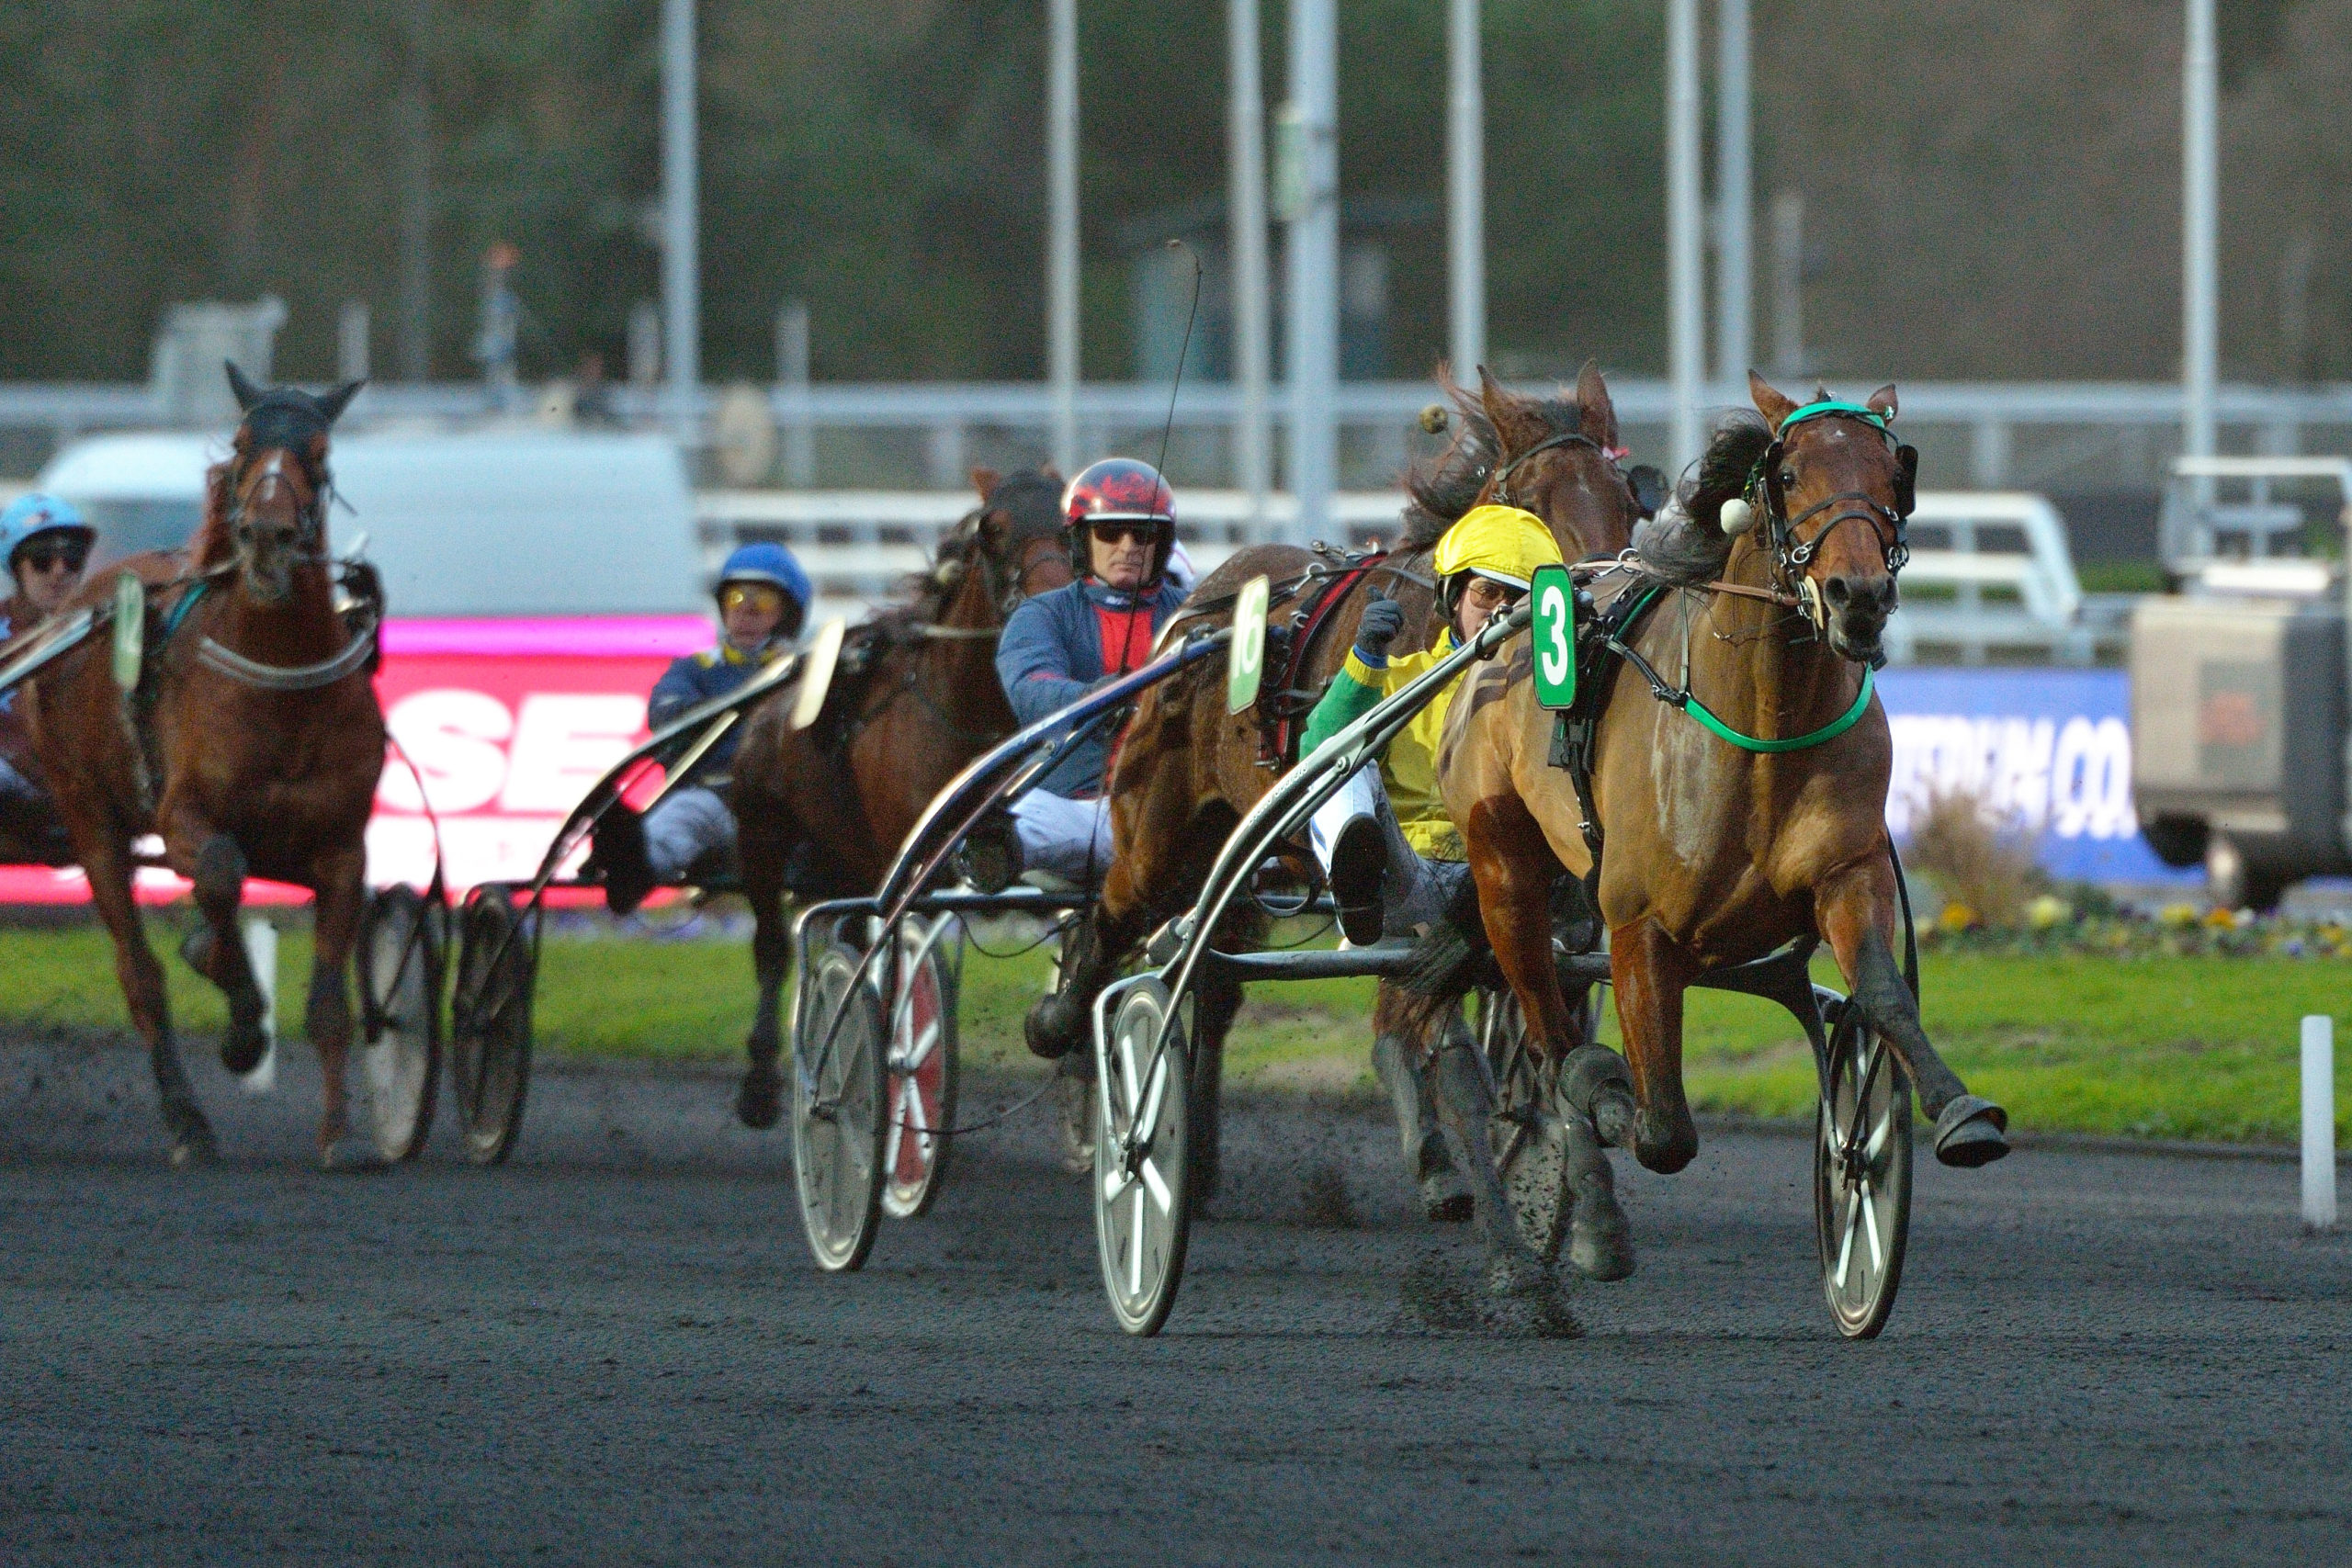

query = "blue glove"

[{"left": 1352, "top": 589, "right": 1406, "bottom": 665}]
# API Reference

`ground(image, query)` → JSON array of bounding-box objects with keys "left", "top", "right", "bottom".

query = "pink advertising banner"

[{"left": 0, "top": 616, "right": 712, "bottom": 906}]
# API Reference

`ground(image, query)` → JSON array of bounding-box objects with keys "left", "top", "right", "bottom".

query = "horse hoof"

[
  {"left": 1023, "top": 995, "right": 1079, "bottom": 1061},
  {"left": 1483, "top": 1258, "right": 1582, "bottom": 1338},
  {"left": 1056, "top": 1064, "right": 1097, "bottom": 1176},
  {"left": 1420, "top": 1169, "right": 1474, "bottom": 1224},
  {"left": 735, "top": 1064, "right": 783, "bottom": 1130},
  {"left": 1933, "top": 1095, "right": 2010, "bottom": 1168},
  {"left": 219, "top": 1022, "right": 267, "bottom": 1076},
  {"left": 1589, "top": 1089, "right": 1638, "bottom": 1150},
  {"left": 169, "top": 1128, "right": 219, "bottom": 1168},
  {"left": 1633, "top": 1111, "right": 1698, "bottom": 1175}
]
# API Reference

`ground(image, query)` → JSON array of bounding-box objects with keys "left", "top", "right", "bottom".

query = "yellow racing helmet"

[{"left": 1431, "top": 504, "right": 1565, "bottom": 597}]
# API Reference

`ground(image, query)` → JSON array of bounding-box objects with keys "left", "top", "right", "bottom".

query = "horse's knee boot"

[
  {"left": 1562, "top": 1111, "right": 1635, "bottom": 1281},
  {"left": 1557, "top": 1042, "right": 1637, "bottom": 1149}
]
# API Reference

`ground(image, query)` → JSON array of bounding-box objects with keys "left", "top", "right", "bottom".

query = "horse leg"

[
  {"left": 305, "top": 842, "right": 366, "bottom": 1164},
  {"left": 1423, "top": 1010, "right": 1578, "bottom": 1334},
  {"left": 82, "top": 834, "right": 213, "bottom": 1163},
  {"left": 735, "top": 824, "right": 792, "bottom": 1129},
  {"left": 1024, "top": 903, "right": 1140, "bottom": 1060},
  {"left": 1372, "top": 983, "right": 1470, "bottom": 1222},
  {"left": 175, "top": 830, "right": 268, "bottom": 1074},
  {"left": 1815, "top": 860, "right": 2009, "bottom": 1168},
  {"left": 1609, "top": 917, "right": 1702, "bottom": 1175}
]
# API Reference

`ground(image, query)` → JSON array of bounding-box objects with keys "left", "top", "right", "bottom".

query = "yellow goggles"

[{"left": 720, "top": 582, "right": 786, "bottom": 615}]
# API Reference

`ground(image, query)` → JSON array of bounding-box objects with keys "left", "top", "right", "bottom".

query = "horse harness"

[{"left": 1249, "top": 545, "right": 1435, "bottom": 768}]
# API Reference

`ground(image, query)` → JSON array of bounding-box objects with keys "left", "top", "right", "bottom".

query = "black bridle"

[
  {"left": 1490, "top": 427, "right": 1668, "bottom": 523},
  {"left": 1747, "top": 403, "right": 1917, "bottom": 591}
]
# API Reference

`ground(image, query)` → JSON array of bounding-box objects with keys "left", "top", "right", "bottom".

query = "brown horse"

[
  {"left": 1025, "top": 364, "right": 1657, "bottom": 1203},
  {"left": 1425, "top": 373, "right": 2010, "bottom": 1285},
  {"left": 20, "top": 367, "right": 379, "bottom": 1164},
  {"left": 729, "top": 466, "right": 1074, "bottom": 1126}
]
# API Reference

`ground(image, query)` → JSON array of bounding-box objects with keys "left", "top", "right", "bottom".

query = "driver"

[
  {"left": 989, "top": 458, "right": 1188, "bottom": 884},
  {"left": 591, "top": 542, "right": 810, "bottom": 914},
  {"left": 1303, "top": 503, "right": 1564, "bottom": 944},
  {"left": 0, "top": 493, "right": 96, "bottom": 860}
]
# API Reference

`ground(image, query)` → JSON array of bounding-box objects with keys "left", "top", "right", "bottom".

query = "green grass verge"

[{"left": 0, "top": 921, "right": 2339, "bottom": 1145}]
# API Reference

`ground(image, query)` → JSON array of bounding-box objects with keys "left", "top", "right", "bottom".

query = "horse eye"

[{"left": 1779, "top": 468, "right": 1795, "bottom": 487}]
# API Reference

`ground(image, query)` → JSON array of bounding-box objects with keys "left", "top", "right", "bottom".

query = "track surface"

[{"left": 3, "top": 1036, "right": 2346, "bottom": 1565}]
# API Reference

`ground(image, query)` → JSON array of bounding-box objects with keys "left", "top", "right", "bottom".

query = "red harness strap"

[{"left": 1257, "top": 554, "right": 1384, "bottom": 767}]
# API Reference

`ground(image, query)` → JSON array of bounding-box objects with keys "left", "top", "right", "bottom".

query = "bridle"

[
  {"left": 923, "top": 504, "right": 1073, "bottom": 639},
  {"left": 1489, "top": 427, "right": 1666, "bottom": 532},
  {"left": 1746, "top": 401, "right": 1917, "bottom": 594},
  {"left": 225, "top": 446, "right": 334, "bottom": 567}
]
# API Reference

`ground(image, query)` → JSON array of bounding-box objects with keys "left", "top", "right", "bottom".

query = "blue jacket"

[
  {"left": 998, "top": 578, "right": 1186, "bottom": 797},
  {"left": 648, "top": 642, "right": 785, "bottom": 780}
]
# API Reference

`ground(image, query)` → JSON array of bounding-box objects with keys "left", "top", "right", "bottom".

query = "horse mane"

[
  {"left": 1399, "top": 370, "right": 1585, "bottom": 552},
  {"left": 1630, "top": 410, "right": 1772, "bottom": 585},
  {"left": 871, "top": 466, "right": 1067, "bottom": 637},
  {"left": 187, "top": 460, "right": 237, "bottom": 569}
]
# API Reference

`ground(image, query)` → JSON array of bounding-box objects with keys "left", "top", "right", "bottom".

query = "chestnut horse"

[
  {"left": 21, "top": 367, "right": 379, "bottom": 1164},
  {"left": 1424, "top": 374, "right": 2010, "bottom": 1287},
  {"left": 729, "top": 466, "right": 1074, "bottom": 1126},
  {"left": 1026, "top": 365, "right": 1658, "bottom": 1201}
]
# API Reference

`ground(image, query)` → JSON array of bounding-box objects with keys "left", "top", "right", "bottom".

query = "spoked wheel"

[
  {"left": 356, "top": 885, "right": 446, "bottom": 1162},
  {"left": 881, "top": 916, "right": 960, "bottom": 1220},
  {"left": 791, "top": 938, "right": 888, "bottom": 1272},
  {"left": 450, "top": 886, "right": 536, "bottom": 1167},
  {"left": 1815, "top": 1009, "right": 1914, "bottom": 1338},
  {"left": 1094, "top": 978, "right": 1193, "bottom": 1337},
  {"left": 1477, "top": 987, "right": 1571, "bottom": 1262}
]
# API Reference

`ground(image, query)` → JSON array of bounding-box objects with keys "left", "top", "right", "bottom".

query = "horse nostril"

[{"left": 1823, "top": 576, "right": 1851, "bottom": 607}]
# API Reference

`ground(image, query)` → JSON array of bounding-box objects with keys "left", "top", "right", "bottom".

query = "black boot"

[
  {"left": 1328, "top": 813, "right": 1386, "bottom": 946},
  {"left": 586, "top": 807, "right": 656, "bottom": 917}
]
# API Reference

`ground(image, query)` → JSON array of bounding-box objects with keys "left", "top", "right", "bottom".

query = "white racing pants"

[
  {"left": 643, "top": 785, "right": 738, "bottom": 884},
  {"left": 1306, "top": 765, "right": 1466, "bottom": 941},
  {"left": 1010, "top": 791, "right": 1115, "bottom": 886}
]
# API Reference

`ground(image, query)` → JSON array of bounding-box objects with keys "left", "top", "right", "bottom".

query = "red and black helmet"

[{"left": 1062, "top": 457, "right": 1177, "bottom": 586}]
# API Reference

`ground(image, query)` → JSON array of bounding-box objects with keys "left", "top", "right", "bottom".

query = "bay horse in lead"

[{"left": 19, "top": 367, "right": 381, "bottom": 1164}]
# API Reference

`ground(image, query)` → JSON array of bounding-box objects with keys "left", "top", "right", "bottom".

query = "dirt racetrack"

[{"left": 2, "top": 1034, "right": 2346, "bottom": 1565}]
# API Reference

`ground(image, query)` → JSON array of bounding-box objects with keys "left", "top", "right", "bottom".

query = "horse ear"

[
  {"left": 1476, "top": 365, "right": 1551, "bottom": 459},
  {"left": 225, "top": 361, "right": 265, "bottom": 412},
  {"left": 1747, "top": 370, "right": 1799, "bottom": 432},
  {"left": 1573, "top": 358, "right": 1620, "bottom": 450},
  {"left": 1866, "top": 383, "right": 1898, "bottom": 423},
  {"left": 969, "top": 467, "right": 1001, "bottom": 502},
  {"left": 315, "top": 379, "right": 365, "bottom": 425}
]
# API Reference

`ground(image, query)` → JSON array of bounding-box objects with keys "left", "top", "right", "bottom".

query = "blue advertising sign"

[{"left": 1876, "top": 669, "right": 2195, "bottom": 886}]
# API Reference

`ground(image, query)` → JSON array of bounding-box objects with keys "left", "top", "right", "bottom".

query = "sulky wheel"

[
  {"left": 356, "top": 885, "right": 445, "bottom": 1162},
  {"left": 1815, "top": 1007, "right": 1915, "bottom": 1338},
  {"left": 1476, "top": 987, "right": 1572, "bottom": 1264},
  {"left": 881, "top": 916, "right": 960, "bottom": 1220},
  {"left": 791, "top": 939, "right": 889, "bottom": 1272},
  {"left": 1093, "top": 978, "right": 1193, "bottom": 1337},
  {"left": 449, "top": 886, "right": 536, "bottom": 1167}
]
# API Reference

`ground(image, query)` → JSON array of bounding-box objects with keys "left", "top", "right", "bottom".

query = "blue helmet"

[
  {"left": 0, "top": 492, "right": 95, "bottom": 575},
  {"left": 718, "top": 542, "right": 811, "bottom": 634}
]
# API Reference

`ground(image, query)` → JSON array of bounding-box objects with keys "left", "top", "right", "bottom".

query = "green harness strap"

[{"left": 1678, "top": 665, "right": 1875, "bottom": 754}]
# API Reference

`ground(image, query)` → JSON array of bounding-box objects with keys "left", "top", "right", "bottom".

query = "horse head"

[
  {"left": 955, "top": 465, "right": 1073, "bottom": 617},
  {"left": 1475, "top": 363, "right": 1658, "bottom": 562},
  {"left": 1745, "top": 372, "right": 1914, "bottom": 666},
  {"left": 219, "top": 363, "right": 363, "bottom": 605}
]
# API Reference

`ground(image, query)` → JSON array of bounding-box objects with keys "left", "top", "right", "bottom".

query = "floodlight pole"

[
  {"left": 1228, "top": 0, "right": 1272, "bottom": 521},
  {"left": 1284, "top": 0, "right": 1340, "bottom": 544},
  {"left": 2183, "top": 0, "right": 2218, "bottom": 463},
  {"left": 1714, "top": 0, "right": 1752, "bottom": 386},
  {"left": 1666, "top": 0, "right": 1703, "bottom": 472},
  {"left": 660, "top": 0, "right": 699, "bottom": 422},
  {"left": 1047, "top": 0, "right": 1080, "bottom": 476},
  {"left": 1446, "top": 0, "right": 1486, "bottom": 378}
]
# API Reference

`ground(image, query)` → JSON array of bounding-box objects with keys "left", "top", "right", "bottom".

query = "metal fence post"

[{"left": 2304, "top": 1015, "right": 2336, "bottom": 1232}]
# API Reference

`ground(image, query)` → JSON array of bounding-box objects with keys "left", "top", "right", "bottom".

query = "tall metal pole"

[
  {"left": 1446, "top": 0, "right": 1485, "bottom": 378},
  {"left": 1666, "top": 0, "right": 1704, "bottom": 470},
  {"left": 396, "top": 0, "right": 432, "bottom": 381},
  {"left": 2183, "top": 0, "right": 2218, "bottom": 461},
  {"left": 1047, "top": 0, "right": 1080, "bottom": 475},
  {"left": 660, "top": 0, "right": 699, "bottom": 416},
  {"left": 1713, "top": 0, "right": 1752, "bottom": 385},
  {"left": 1228, "top": 0, "right": 1272, "bottom": 520},
  {"left": 1285, "top": 0, "right": 1340, "bottom": 544}
]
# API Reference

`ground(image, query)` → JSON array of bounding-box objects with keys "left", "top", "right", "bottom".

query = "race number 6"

[{"left": 1531, "top": 562, "right": 1577, "bottom": 711}]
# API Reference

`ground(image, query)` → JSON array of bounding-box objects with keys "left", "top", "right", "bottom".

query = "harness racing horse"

[
  {"left": 1422, "top": 373, "right": 2011, "bottom": 1296},
  {"left": 1027, "top": 364, "right": 1660, "bottom": 1207},
  {"left": 729, "top": 467, "right": 1075, "bottom": 1128},
  {"left": 20, "top": 367, "right": 379, "bottom": 1164}
]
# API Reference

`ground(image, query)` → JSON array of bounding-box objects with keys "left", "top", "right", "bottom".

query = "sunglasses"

[
  {"left": 720, "top": 583, "right": 786, "bottom": 615},
  {"left": 1461, "top": 577, "right": 1523, "bottom": 606},
  {"left": 1090, "top": 521, "right": 1163, "bottom": 547},
  {"left": 17, "top": 541, "right": 87, "bottom": 574}
]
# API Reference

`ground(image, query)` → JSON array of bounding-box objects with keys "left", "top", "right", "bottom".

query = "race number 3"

[
  {"left": 1227, "top": 574, "right": 1271, "bottom": 715},
  {"left": 1531, "top": 563, "right": 1577, "bottom": 710}
]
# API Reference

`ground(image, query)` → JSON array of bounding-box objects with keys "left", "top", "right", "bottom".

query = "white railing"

[{"left": 698, "top": 486, "right": 2114, "bottom": 665}]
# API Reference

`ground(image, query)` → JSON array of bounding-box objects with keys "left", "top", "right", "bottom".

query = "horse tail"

[{"left": 1395, "top": 864, "right": 1491, "bottom": 1035}]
